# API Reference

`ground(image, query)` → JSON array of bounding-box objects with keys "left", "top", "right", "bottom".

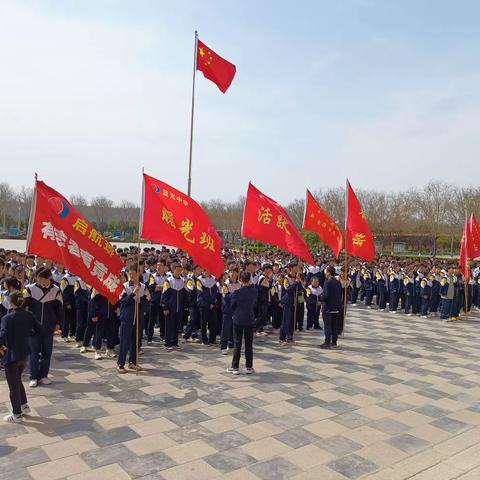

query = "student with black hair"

[
  {"left": 24, "top": 267, "right": 64, "bottom": 387},
  {"left": 1, "top": 277, "right": 22, "bottom": 318},
  {"left": 0, "top": 291, "right": 42, "bottom": 422},
  {"left": 227, "top": 271, "right": 258, "bottom": 375}
]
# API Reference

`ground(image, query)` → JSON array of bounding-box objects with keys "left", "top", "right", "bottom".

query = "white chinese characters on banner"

[{"left": 40, "top": 221, "right": 121, "bottom": 293}]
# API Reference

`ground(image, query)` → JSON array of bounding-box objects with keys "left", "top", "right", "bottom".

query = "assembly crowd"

[{"left": 0, "top": 246, "right": 479, "bottom": 419}]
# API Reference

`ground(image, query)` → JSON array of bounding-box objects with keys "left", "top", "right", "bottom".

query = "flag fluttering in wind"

[
  {"left": 27, "top": 180, "right": 124, "bottom": 303},
  {"left": 469, "top": 213, "right": 480, "bottom": 259},
  {"left": 460, "top": 215, "right": 473, "bottom": 281},
  {"left": 242, "top": 182, "right": 314, "bottom": 264},
  {"left": 345, "top": 181, "right": 375, "bottom": 262},
  {"left": 196, "top": 39, "right": 236, "bottom": 93},
  {"left": 141, "top": 173, "right": 224, "bottom": 277},
  {"left": 303, "top": 189, "right": 344, "bottom": 258}
]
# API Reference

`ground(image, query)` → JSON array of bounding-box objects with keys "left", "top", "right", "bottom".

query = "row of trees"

[{"left": 1, "top": 181, "right": 479, "bottom": 254}]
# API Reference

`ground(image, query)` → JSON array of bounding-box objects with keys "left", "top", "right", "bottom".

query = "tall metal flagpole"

[
  {"left": 343, "top": 179, "right": 349, "bottom": 338},
  {"left": 187, "top": 30, "right": 198, "bottom": 197}
]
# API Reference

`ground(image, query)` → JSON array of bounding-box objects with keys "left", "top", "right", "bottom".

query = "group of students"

[
  {"left": 0, "top": 246, "right": 476, "bottom": 422},
  {"left": 345, "top": 259, "right": 480, "bottom": 320}
]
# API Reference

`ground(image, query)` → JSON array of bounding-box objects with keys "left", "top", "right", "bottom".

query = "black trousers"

[
  {"left": 75, "top": 304, "right": 88, "bottom": 342},
  {"left": 165, "top": 311, "right": 182, "bottom": 347},
  {"left": 5, "top": 360, "right": 28, "bottom": 415},
  {"left": 232, "top": 325, "right": 254, "bottom": 369},
  {"left": 323, "top": 312, "right": 340, "bottom": 344},
  {"left": 184, "top": 307, "right": 200, "bottom": 339},
  {"left": 307, "top": 306, "right": 320, "bottom": 329},
  {"left": 148, "top": 303, "right": 164, "bottom": 340},
  {"left": 255, "top": 303, "right": 269, "bottom": 332},
  {"left": 200, "top": 308, "right": 218, "bottom": 344},
  {"left": 62, "top": 305, "right": 76, "bottom": 338},
  {"left": 295, "top": 304, "right": 305, "bottom": 330},
  {"left": 29, "top": 332, "right": 53, "bottom": 381}
]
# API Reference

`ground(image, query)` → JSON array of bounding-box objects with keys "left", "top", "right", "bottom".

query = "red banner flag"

[
  {"left": 26, "top": 180, "right": 124, "bottom": 303},
  {"left": 460, "top": 216, "right": 472, "bottom": 281},
  {"left": 197, "top": 39, "right": 236, "bottom": 93},
  {"left": 140, "top": 173, "right": 224, "bottom": 278},
  {"left": 346, "top": 181, "right": 375, "bottom": 262},
  {"left": 469, "top": 212, "right": 480, "bottom": 259},
  {"left": 303, "top": 189, "right": 344, "bottom": 258},
  {"left": 241, "top": 182, "right": 314, "bottom": 264}
]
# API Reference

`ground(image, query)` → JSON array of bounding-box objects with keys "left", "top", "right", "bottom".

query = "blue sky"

[{"left": 1, "top": 0, "right": 479, "bottom": 204}]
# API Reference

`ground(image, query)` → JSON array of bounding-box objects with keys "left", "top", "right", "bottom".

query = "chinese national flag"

[
  {"left": 346, "top": 181, "right": 375, "bottom": 262},
  {"left": 241, "top": 182, "right": 314, "bottom": 264},
  {"left": 197, "top": 39, "right": 236, "bottom": 93},
  {"left": 460, "top": 216, "right": 472, "bottom": 281},
  {"left": 27, "top": 180, "right": 124, "bottom": 303},
  {"left": 469, "top": 213, "right": 480, "bottom": 259},
  {"left": 141, "top": 173, "right": 224, "bottom": 278},
  {"left": 303, "top": 189, "right": 344, "bottom": 258}
]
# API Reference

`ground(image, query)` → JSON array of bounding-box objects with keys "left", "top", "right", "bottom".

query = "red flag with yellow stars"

[
  {"left": 346, "top": 181, "right": 375, "bottom": 262},
  {"left": 242, "top": 182, "right": 314, "bottom": 264},
  {"left": 197, "top": 39, "right": 236, "bottom": 93},
  {"left": 303, "top": 189, "right": 344, "bottom": 258},
  {"left": 140, "top": 173, "right": 224, "bottom": 278}
]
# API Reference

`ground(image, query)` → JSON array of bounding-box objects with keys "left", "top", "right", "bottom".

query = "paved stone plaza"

[{"left": 1, "top": 307, "right": 480, "bottom": 480}]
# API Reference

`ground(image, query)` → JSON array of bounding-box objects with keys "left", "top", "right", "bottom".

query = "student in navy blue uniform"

[
  {"left": 279, "top": 263, "right": 300, "bottom": 345},
  {"left": 295, "top": 272, "right": 307, "bottom": 331},
  {"left": 226, "top": 271, "right": 258, "bottom": 375},
  {"left": 403, "top": 274, "right": 415, "bottom": 315},
  {"left": 147, "top": 260, "right": 168, "bottom": 343},
  {"left": 183, "top": 264, "right": 203, "bottom": 342},
  {"left": 375, "top": 270, "right": 387, "bottom": 311},
  {"left": 81, "top": 290, "right": 117, "bottom": 360},
  {"left": 412, "top": 272, "right": 422, "bottom": 315},
  {"left": 363, "top": 270, "right": 374, "bottom": 307},
  {"left": 0, "top": 291, "right": 42, "bottom": 423},
  {"left": 74, "top": 278, "right": 90, "bottom": 347},
  {"left": 270, "top": 274, "right": 284, "bottom": 330},
  {"left": 1, "top": 277, "right": 22, "bottom": 319},
  {"left": 349, "top": 267, "right": 361, "bottom": 305},
  {"left": 389, "top": 271, "right": 400, "bottom": 313},
  {"left": 117, "top": 266, "right": 148, "bottom": 373},
  {"left": 25, "top": 268, "right": 63, "bottom": 388},
  {"left": 197, "top": 270, "right": 219, "bottom": 345},
  {"left": 220, "top": 267, "right": 240, "bottom": 354},
  {"left": 429, "top": 270, "right": 441, "bottom": 315},
  {"left": 420, "top": 277, "right": 432, "bottom": 318},
  {"left": 451, "top": 268, "right": 464, "bottom": 319},
  {"left": 255, "top": 264, "right": 273, "bottom": 336},
  {"left": 306, "top": 276, "right": 323, "bottom": 330},
  {"left": 319, "top": 266, "right": 343, "bottom": 349},
  {"left": 161, "top": 262, "right": 186, "bottom": 351},
  {"left": 60, "top": 272, "right": 78, "bottom": 342},
  {"left": 439, "top": 269, "right": 455, "bottom": 320}
]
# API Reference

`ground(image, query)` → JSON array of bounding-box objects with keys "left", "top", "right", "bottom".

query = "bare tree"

[
  {"left": 0, "top": 182, "right": 15, "bottom": 231},
  {"left": 90, "top": 196, "right": 114, "bottom": 232},
  {"left": 16, "top": 186, "right": 33, "bottom": 229},
  {"left": 414, "top": 181, "right": 453, "bottom": 255},
  {"left": 285, "top": 198, "right": 305, "bottom": 229},
  {"left": 116, "top": 200, "right": 139, "bottom": 233}
]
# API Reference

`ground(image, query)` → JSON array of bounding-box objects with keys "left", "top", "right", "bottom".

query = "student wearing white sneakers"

[
  {"left": 226, "top": 271, "right": 258, "bottom": 375},
  {"left": 24, "top": 268, "right": 64, "bottom": 388},
  {"left": 0, "top": 291, "right": 42, "bottom": 422}
]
